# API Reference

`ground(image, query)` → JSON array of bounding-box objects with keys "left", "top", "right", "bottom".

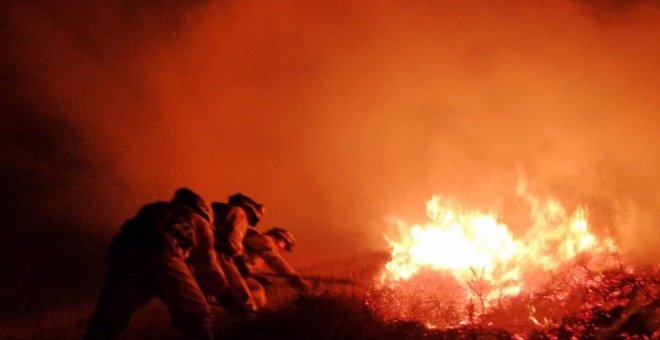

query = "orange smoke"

[{"left": 380, "top": 181, "right": 617, "bottom": 307}]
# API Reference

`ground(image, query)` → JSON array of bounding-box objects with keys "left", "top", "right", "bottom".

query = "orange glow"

[{"left": 380, "top": 182, "right": 617, "bottom": 309}]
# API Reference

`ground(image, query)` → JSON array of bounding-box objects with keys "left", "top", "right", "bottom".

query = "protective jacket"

[
  {"left": 244, "top": 228, "right": 299, "bottom": 280},
  {"left": 215, "top": 205, "right": 251, "bottom": 257}
]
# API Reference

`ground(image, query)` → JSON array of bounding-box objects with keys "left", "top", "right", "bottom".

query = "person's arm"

[
  {"left": 190, "top": 215, "right": 228, "bottom": 297},
  {"left": 247, "top": 235, "right": 308, "bottom": 290},
  {"left": 221, "top": 207, "right": 250, "bottom": 257},
  {"left": 222, "top": 207, "right": 254, "bottom": 279},
  {"left": 260, "top": 238, "right": 298, "bottom": 277}
]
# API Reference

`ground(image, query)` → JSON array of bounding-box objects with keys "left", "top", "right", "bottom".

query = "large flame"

[{"left": 380, "top": 183, "right": 617, "bottom": 308}]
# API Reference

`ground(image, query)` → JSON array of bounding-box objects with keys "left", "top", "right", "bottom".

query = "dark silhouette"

[{"left": 84, "top": 188, "right": 226, "bottom": 340}]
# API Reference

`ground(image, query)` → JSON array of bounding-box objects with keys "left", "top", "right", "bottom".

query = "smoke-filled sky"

[{"left": 1, "top": 0, "right": 659, "bottom": 316}]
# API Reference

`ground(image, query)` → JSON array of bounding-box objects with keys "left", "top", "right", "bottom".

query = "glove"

[
  {"left": 288, "top": 275, "right": 311, "bottom": 292},
  {"left": 212, "top": 290, "right": 257, "bottom": 314},
  {"left": 241, "top": 297, "right": 258, "bottom": 313},
  {"left": 252, "top": 274, "right": 273, "bottom": 287},
  {"left": 233, "top": 255, "right": 252, "bottom": 277}
]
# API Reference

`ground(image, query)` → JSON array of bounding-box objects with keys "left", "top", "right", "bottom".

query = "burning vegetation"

[
  {"left": 366, "top": 183, "right": 660, "bottom": 338},
  {"left": 3, "top": 1, "right": 660, "bottom": 338}
]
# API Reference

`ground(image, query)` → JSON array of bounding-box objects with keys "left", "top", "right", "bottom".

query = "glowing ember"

[{"left": 380, "top": 183, "right": 617, "bottom": 309}]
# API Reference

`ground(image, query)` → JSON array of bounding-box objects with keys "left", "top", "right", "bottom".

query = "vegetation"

[{"left": 1, "top": 256, "right": 658, "bottom": 339}]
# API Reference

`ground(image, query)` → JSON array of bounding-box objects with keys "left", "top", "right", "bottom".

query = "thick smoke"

[{"left": 1, "top": 0, "right": 659, "bottom": 317}]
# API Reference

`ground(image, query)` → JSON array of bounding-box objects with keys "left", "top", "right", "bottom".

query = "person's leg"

[
  {"left": 84, "top": 257, "right": 151, "bottom": 339},
  {"left": 156, "top": 236, "right": 214, "bottom": 340}
]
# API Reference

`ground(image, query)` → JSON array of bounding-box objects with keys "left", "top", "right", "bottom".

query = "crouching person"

[
  {"left": 84, "top": 188, "right": 227, "bottom": 340},
  {"left": 211, "top": 194, "right": 265, "bottom": 313},
  {"left": 243, "top": 227, "right": 310, "bottom": 309}
]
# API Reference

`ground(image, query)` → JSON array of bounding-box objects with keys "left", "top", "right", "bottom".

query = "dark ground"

[{"left": 1, "top": 253, "right": 658, "bottom": 339}]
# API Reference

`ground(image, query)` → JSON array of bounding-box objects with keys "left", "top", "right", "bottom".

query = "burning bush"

[{"left": 367, "top": 185, "right": 659, "bottom": 338}]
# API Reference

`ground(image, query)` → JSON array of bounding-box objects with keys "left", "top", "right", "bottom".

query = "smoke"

[{"left": 1, "top": 0, "right": 659, "bottom": 316}]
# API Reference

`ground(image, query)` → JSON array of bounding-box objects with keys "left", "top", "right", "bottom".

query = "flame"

[{"left": 380, "top": 184, "right": 617, "bottom": 309}]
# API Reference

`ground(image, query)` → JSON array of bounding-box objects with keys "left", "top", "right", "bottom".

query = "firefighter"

[
  {"left": 211, "top": 193, "right": 265, "bottom": 313},
  {"left": 242, "top": 227, "right": 310, "bottom": 309},
  {"left": 84, "top": 188, "right": 227, "bottom": 340}
]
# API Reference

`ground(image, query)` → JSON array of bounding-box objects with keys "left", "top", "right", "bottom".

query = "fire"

[{"left": 380, "top": 184, "right": 617, "bottom": 309}]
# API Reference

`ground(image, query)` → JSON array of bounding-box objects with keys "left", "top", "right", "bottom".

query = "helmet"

[
  {"left": 228, "top": 193, "right": 264, "bottom": 226},
  {"left": 266, "top": 227, "right": 296, "bottom": 252},
  {"left": 171, "top": 188, "right": 212, "bottom": 223}
]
